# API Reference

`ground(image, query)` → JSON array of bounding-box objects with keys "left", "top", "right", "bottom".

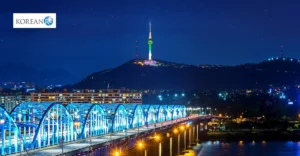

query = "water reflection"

[{"left": 192, "top": 141, "right": 300, "bottom": 156}]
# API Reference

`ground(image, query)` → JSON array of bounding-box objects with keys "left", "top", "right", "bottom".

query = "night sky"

[{"left": 0, "top": 0, "right": 300, "bottom": 77}]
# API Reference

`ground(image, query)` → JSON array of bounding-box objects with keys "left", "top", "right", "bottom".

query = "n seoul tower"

[{"left": 148, "top": 22, "right": 153, "bottom": 60}]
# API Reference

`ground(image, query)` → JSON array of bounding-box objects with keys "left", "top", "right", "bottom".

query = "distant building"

[
  {"left": 30, "top": 89, "right": 142, "bottom": 104},
  {"left": 0, "top": 95, "right": 31, "bottom": 112}
]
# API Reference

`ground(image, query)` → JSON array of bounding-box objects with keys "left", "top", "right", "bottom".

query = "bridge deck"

[{"left": 11, "top": 116, "right": 213, "bottom": 156}]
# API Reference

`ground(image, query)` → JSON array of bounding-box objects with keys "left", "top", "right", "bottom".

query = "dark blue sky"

[{"left": 0, "top": 0, "right": 300, "bottom": 77}]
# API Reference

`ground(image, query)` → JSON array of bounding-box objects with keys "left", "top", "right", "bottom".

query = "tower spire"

[
  {"left": 136, "top": 40, "right": 138, "bottom": 59},
  {"left": 148, "top": 22, "right": 153, "bottom": 60},
  {"left": 149, "top": 22, "right": 152, "bottom": 39},
  {"left": 280, "top": 45, "right": 284, "bottom": 58}
]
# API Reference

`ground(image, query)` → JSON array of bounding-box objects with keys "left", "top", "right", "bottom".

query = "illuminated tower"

[
  {"left": 136, "top": 40, "right": 138, "bottom": 59},
  {"left": 148, "top": 22, "right": 153, "bottom": 60},
  {"left": 280, "top": 45, "right": 284, "bottom": 58}
]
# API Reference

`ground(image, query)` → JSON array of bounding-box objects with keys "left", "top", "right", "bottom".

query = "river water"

[{"left": 189, "top": 141, "right": 300, "bottom": 156}]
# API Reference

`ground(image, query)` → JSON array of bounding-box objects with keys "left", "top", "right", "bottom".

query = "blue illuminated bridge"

[{"left": 0, "top": 102, "right": 188, "bottom": 155}]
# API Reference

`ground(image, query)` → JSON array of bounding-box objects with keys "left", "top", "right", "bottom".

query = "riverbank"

[{"left": 201, "top": 130, "right": 300, "bottom": 141}]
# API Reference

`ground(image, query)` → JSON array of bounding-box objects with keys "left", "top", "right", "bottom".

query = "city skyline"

[{"left": 1, "top": 0, "right": 300, "bottom": 77}]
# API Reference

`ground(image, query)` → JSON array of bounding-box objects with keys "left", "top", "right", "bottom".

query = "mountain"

[
  {"left": 73, "top": 57, "right": 300, "bottom": 90},
  {"left": 0, "top": 62, "right": 79, "bottom": 86}
]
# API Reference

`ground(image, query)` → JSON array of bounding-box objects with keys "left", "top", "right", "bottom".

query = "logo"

[
  {"left": 13, "top": 13, "right": 56, "bottom": 28},
  {"left": 44, "top": 16, "right": 53, "bottom": 26}
]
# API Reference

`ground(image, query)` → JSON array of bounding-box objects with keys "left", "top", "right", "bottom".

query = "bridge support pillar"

[
  {"left": 196, "top": 124, "right": 199, "bottom": 141},
  {"left": 170, "top": 137, "right": 172, "bottom": 156},
  {"left": 177, "top": 134, "right": 180, "bottom": 155},
  {"left": 184, "top": 130, "right": 186, "bottom": 150},
  {"left": 188, "top": 128, "right": 191, "bottom": 148},
  {"left": 159, "top": 142, "right": 162, "bottom": 156},
  {"left": 193, "top": 126, "right": 195, "bottom": 143}
]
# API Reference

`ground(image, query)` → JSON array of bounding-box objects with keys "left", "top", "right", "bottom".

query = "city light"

[{"left": 280, "top": 93, "right": 286, "bottom": 99}]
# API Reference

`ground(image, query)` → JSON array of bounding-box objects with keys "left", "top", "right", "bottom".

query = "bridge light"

[
  {"left": 173, "top": 128, "right": 178, "bottom": 134},
  {"left": 154, "top": 135, "right": 160, "bottom": 141},
  {"left": 137, "top": 141, "right": 144, "bottom": 149},
  {"left": 114, "top": 151, "right": 120, "bottom": 156}
]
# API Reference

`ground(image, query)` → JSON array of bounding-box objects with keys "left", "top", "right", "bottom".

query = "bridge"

[{"left": 0, "top": 102, "right": 190, "bottom": 155}]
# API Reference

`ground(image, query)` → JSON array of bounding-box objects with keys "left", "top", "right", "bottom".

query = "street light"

[
  {"left": 136, "top": 140, "right": 145, "bottom": 156},
  {"left": 173, "top": 128, "right": 178, "bottom": 134},
  {"left": 180, "top": 126, "right": 185, "bottom": 131},
  {"left": 153, "top": 134, "right": 161, "bottom": 156},
  {"left": 154, "top": 134, "right": 160, "bottom": 141},
  {"left": 138, "top": 141, "right": 144, "bottom": 149}
]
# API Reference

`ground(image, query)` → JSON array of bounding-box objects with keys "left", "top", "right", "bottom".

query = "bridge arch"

[
  {"left": 0, "top": 106, "right": 24, "bottom": 155},
  {"left": 153, "top": 105, "right": 167, "bottom": 122},
  {"left": 100, "top": 104, "right": 127, "bottom": 133},
  {"left": 166, "top": 105, "right": 175, "bottom": 121},
  {"left": 172, "top": 105, "right": 180, "bottom": 120},
  {"left": 182, "top": 105, "right": 187, "bottom": 117},
  {"left": 11, "top": 102, "right": 76, "bottom": 149},
  {"left": 141, "top": 105, "right": 156, "bottom": 126},
  {"left": 66, "top": 103, "right": 107, "bottom": 139},
  {"left": 124, "top": 104, "right": 144, "bottom": 128}
]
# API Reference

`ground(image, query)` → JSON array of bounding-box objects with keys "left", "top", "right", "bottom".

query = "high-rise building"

[
  {"left": 0, "top": 95, "right": 31, "bottom": 112},
  {"left": 30, "top": 89, "right": 142, "bottom": 104}
]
